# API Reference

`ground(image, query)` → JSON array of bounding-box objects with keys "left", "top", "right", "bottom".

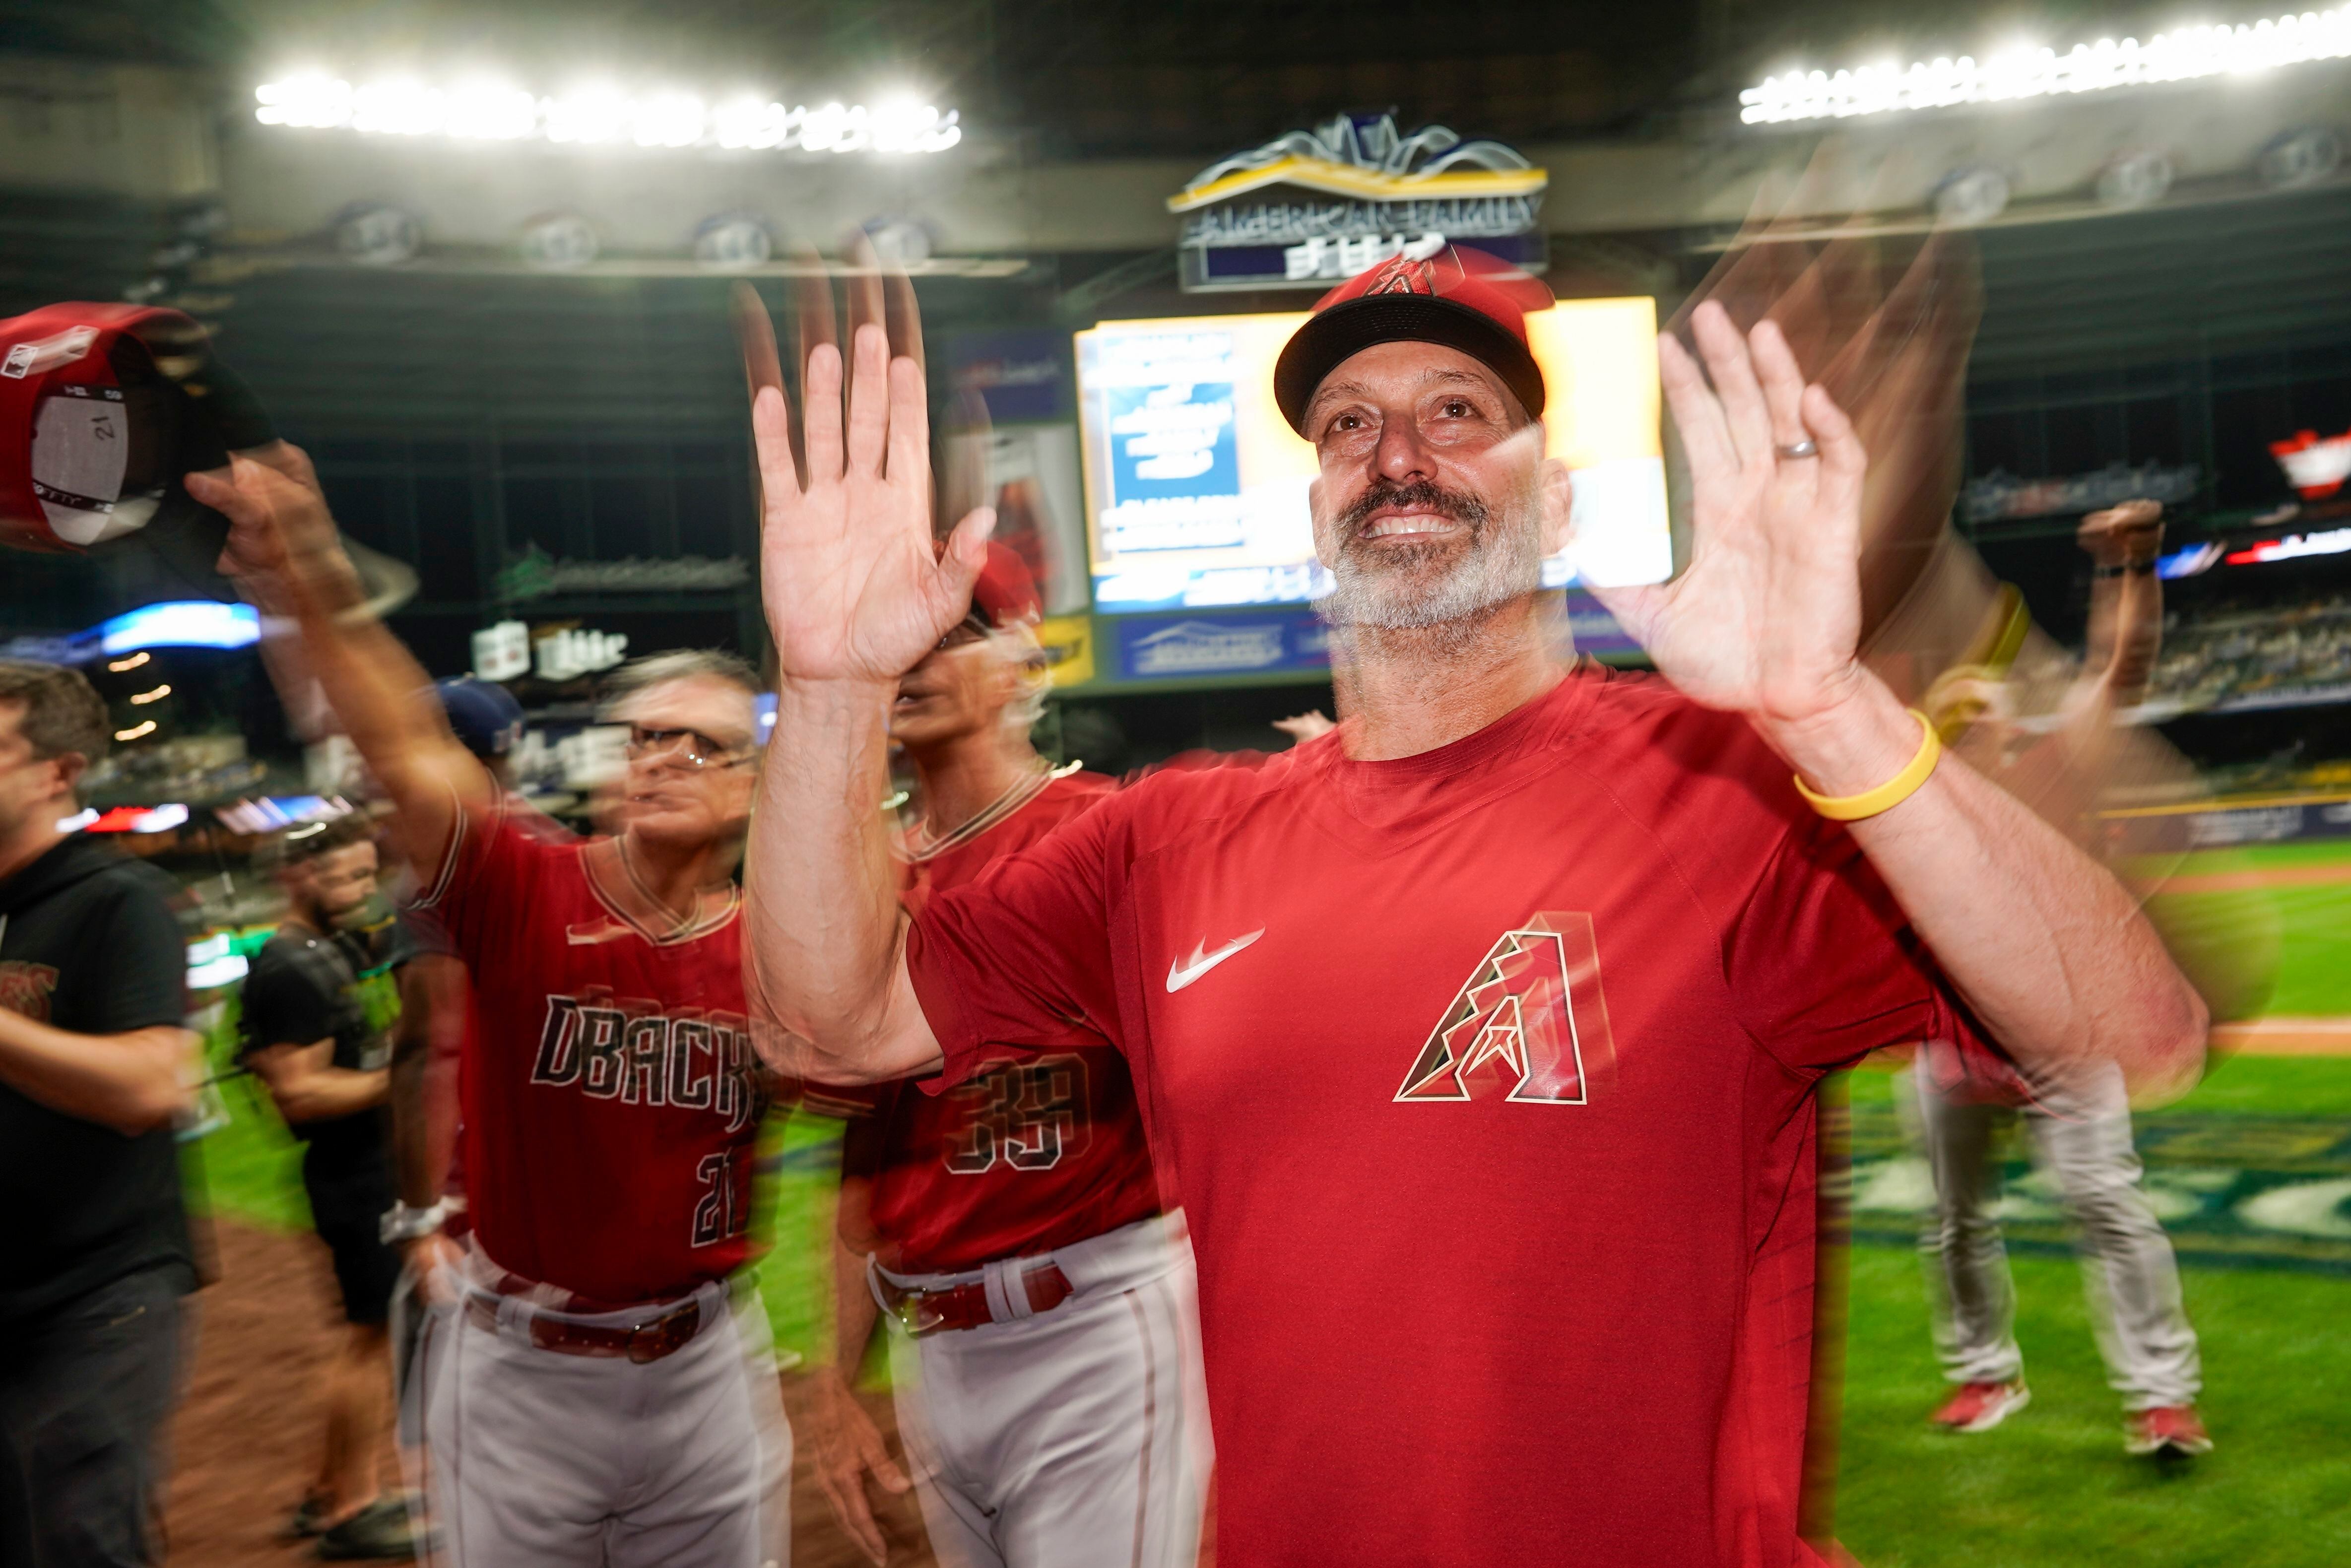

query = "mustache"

[{"left": 1336, "top": 479, "right": 1491, "bottom": 539}]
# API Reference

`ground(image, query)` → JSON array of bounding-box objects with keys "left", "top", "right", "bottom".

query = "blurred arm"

[
  {"left": 389, "top": 955, "right": 465, "bottom": 1288},
  {"left": 810, "top": 1171, "right": 908, "bottom": 1564},
  {"left": 1602, "top": 306, "right": 2204, "bottom": 1099},
  {"left": 0, "top": 1014, "right": 191, "bottom": 1135},
  {"left": 829, "top": 1171, "right": 881, "bottom": 1373},
  {"left": 246, "top": 1036, "right": 388, "bottom": 1124},
  {"left": 192, "top": 455, "right": 489, "bottom": 881},
  {"left": 390, "top": 955, "right": 464, "bottom": 1208},
  {"left": 735, "top": 270, "right": 983, "bottom": 1086},
  {"left": 749, "top": 679, "right": 942, "bottom": 1084},
  {"left": 1765, "top": 676, "right": 2207, "bottom": 1098}
]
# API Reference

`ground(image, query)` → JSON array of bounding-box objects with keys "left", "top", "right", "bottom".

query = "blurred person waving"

[
  {"left": 1912, "top": 502, "right": 2211, "bottom": 1458},
  {"left": 194, "top": 453, "right": 792, "bottom": 1568},
  {"left": 238, "top": 811, "right": 425, "bottom": 1558},
  {"left": 740, "top": 247, "right": 2208, "bottom": 1566},
  {"left": 0, "top": 660, "right": 196, "bottom": 1568},
  {"left": 807, "top": 543, "right": 1207, "bottom": 1568}
]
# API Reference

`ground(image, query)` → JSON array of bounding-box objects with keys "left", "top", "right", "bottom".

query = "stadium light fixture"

[
  {"left": 255, "top": 71, "right": 962, "bottom": 152},
  {"left": 1741, "top": 8, "right": 2351, "bottom": 124}
]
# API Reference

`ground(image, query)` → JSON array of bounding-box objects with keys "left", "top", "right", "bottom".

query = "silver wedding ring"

[{"left": 1775, "top": 438, "right": 1820, "bottom": 459}]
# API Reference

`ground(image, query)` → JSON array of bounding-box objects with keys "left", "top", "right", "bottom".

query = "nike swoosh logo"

[{"left": 1167, "top": 929, "right": 1264, "bottom": 992}]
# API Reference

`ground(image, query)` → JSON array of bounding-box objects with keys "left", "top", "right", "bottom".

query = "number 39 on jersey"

[{"left": 942, "top": 1055, "right": 1091, "bottom": 1175}]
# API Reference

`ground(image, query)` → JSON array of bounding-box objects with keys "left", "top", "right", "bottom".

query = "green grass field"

[
  {"left": 187, "top": 836, "right": 2351, "bottom": 1566},
  {"left": 1837, "top": 1054, "right": 2351, "bottom": 1568},
  {"left": 2148, "top": 839, "right": 2351, "bottom": 1019}
]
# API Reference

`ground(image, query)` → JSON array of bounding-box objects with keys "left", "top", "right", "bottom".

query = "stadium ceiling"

[
  {"left": 5, "top": 0, "right": 1714, "bottom": 154},
  {"left": 2, "top": 0, "right": 2325, "bottom": 157}
]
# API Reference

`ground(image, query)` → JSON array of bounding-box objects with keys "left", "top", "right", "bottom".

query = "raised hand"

[
  {"left": 186, "top": 444, "right": 353, "bottom": 609},
  {"left": 739, "top": 255, "right": 993, "bottom": 687},
  {"left": 1589, "top": 301, "right": 1871, "bottom": 732}
]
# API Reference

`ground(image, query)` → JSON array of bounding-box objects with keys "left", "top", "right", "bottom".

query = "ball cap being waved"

[
  {"left": 1272, "top": 244, "right": 1556, "bottom": 437},
  {"left": 964, "top": 539, "right": 1043, "bottom": 631},
  {"left": 0, "top": 302, "right": 277, "bottom": 554}
]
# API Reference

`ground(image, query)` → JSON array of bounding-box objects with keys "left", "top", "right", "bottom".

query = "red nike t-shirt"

[
  {"left": 836, "top": 772, "right": 1162, "bottom": 1274},
  {"left": 907, "top": 664, "right": 2019, "bottom": 1568},
  {"left": 417, "top": 803, "right": 767, "bottom": 1304}
]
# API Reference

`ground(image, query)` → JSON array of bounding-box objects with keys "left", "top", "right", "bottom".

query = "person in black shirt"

[
  {"left": 240, "top": 811, "right": 421, "bottom": 1560},
  {"left": 0, "top": 660, "right": 196, "bottom": 1568}
]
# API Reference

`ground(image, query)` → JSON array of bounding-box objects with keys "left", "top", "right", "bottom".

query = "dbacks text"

[{"left": 529, "top": 993, "right": 763, "bottom": 1131}]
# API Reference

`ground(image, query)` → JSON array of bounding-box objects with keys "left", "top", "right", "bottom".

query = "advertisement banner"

[
  {"left": 1107, "top": 593, "right": 1633, "bottom": 684},
  {"left": 1112, "top": 610, "right": 1331, "bottom": 681},
  {"left": 2107, "top": 794, "right": 2351, "bottom": 852},
  {"left": 1037, "top": 613, "right": 1095, "bottom": 687},
  {"left": 945, "top": 329, "right": 1071, "bottom": 424}
]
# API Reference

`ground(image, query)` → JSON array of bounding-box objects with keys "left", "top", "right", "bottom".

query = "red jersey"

[
  {"left": 907, "top": 666, "right": 2019, "bottom": 1568},
  {"left": 416, "top": 802, "right": 766, "bottom": 1304},
  {"left": 836, "top": 771, "right": 1161, "bottom": 1274}
]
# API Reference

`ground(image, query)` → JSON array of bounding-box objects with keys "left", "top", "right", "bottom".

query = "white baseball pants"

[
  {"left": 1912, "top": 1061, "right": 2202, "bottom": 1410},
  {"left": 877, "top": 1215, "right": 1210, "bottom": 1568},
  {"left": 405, "top": 1272, "right": 792, "bottom": 1568}
]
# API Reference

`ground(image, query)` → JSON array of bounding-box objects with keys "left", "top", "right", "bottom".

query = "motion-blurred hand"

[
  {"left": 736, "top": 266, "right": 994, "bottom": 687},
  {"left": 1272, "top": 710, "right": 1336, "bottom": 742},
  {"left": 186, "top": 443, "right": 346, "bottom": 603},
  {"left": 808, "top": 1364, "right": 912, "bottom": 1564},
  {"left": 403, "top": 1230, "right": 463, "bottom": 1309},
  {"left": 1590, "top": 301, "right": 1870, "bottom": 733},
  {"left": 2077, "top": 499, "right": 2164, "bottom": 563}
]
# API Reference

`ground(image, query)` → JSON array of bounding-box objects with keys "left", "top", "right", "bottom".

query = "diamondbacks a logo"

[
  {"left": 1396, "top": 913, "right": 1615, "bottom": 1104},
  {"left": 1364, "top": 255, "right": 1436, "bottom": 296},
  {"left": 0, "top": 961, "right": 59, "bottom": 1022}
]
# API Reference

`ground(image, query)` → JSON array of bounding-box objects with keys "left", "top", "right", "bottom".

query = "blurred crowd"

[{"left": 2148, "top": 593, "right": 2351, "bottom": 712}]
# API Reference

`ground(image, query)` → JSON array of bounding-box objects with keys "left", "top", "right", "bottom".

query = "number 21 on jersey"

[
  {"left": 691, "top": 1149, "right": 750, "bottom": 1246},
  {"left": 943, "top": 1055, "right": 1089, "bottom": 1175}
]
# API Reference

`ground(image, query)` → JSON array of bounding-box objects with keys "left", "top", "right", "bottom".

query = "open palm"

[
  {"left": 1590, "top": 302, "right": 1870, "bottom": 728},
  {"left": 741, "top": 277, "right": 992, "bottom": 685}
]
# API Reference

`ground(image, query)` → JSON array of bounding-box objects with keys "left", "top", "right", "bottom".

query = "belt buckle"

[
  {"left": 895, "top": 1288, "right": 947, "bottom": 1337},
  {"left": 627, "top": 1301, "right": 699, "bottom": 1364}
]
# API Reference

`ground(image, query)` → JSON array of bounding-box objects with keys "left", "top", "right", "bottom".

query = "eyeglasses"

[
  {"left": 625, "top": 725, "right": 753, "bottom": 769},
  {"left": 932, "top": 619, "right": 987, "bottom": 653}
]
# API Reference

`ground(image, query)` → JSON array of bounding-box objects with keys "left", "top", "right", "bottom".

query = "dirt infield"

[
  {"left": 2211, "top": 1017, "right": 2351, "bottom": 1056},
  {"left": 2156, "top": 863, "right": 2351, "bottom": 894},
  {"left": 164, "top": 1221, "right": 937, "bottom": 1568}
]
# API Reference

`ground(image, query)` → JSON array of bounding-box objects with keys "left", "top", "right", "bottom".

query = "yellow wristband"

[{"left": 1792, "top": 709, "right": 1942, "bottom": 822}]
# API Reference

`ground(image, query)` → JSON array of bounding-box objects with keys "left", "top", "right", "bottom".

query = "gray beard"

[{"left": 1316, "top": 510, "right": 1545, "bottom": 634}]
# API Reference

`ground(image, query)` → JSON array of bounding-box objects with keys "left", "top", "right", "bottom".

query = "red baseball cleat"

[
  {"left": 1929, "top": 1380, "right": 2031, "bottom": 1433},
  {"left": 2125, "top": 1405, "right": 2214, "bottom": 1457}
]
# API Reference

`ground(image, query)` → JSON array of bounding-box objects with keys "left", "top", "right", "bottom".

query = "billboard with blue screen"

[{"left": 1074, "top": 301, "right": 1673, "bottom": 614}]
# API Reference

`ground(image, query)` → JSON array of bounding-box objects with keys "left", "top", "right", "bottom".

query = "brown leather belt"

[
  {"left": 876, "top": 1262, "right": 1073, "bottom": 1337},
  {"left": 464, "top": 1294, "right": 704, "bottom": 1364}
]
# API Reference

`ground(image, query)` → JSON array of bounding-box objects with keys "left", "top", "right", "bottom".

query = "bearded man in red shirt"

[{"left": 741, "top": 251, "right": 2206, "bottom": 1568}]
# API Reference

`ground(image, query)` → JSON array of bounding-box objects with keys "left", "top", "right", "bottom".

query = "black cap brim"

[{"left": 1273, "top": 294, "right": 1547, "bottom": 435}]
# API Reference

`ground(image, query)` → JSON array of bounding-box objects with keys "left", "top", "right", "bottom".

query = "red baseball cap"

[
  {"left": 966, "top": 540, "right": 1042, "bottom": 629},
  {"left": 1272, "top": 244, "right": 1554, "bottom": 436},
  {"left": 0, "top": 302, "right": 274, "bottom": 555}
]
